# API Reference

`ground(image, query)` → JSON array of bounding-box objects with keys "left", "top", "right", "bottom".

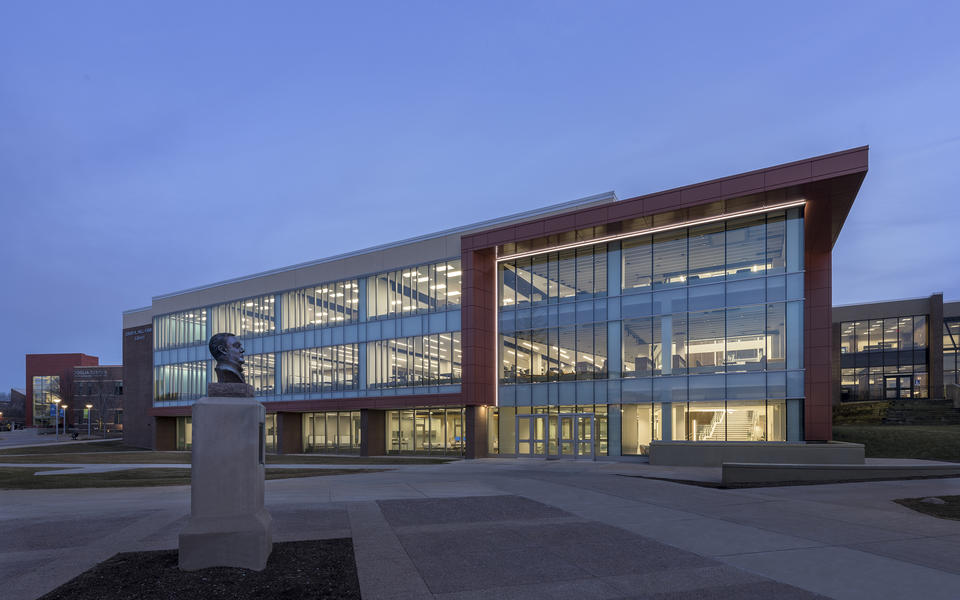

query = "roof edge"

[
  {"left": 618, "top": 145, "right": 870, "bottom": 204},
  {"left": 147, "top": 190, "right": 617, "bottom": 303}
]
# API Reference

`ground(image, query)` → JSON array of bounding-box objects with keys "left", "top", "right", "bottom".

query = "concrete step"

[{"left": 882, "top": 398, "right": 960, "bottom": 425}]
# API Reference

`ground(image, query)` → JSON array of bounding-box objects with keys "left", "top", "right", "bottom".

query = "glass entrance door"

[
  {"left": 555, "top": 413, "right": 594, "bottom": 459},
  {"left": 576, "top": 415, "right": 594, "bottom": 459},
  {"left": 558, "top": 414, "right": 576, "bottom": 456},
  {"left": 516, "top": 414, "right": 547, "bottom": 456},
  {"left": 884, "top": 375, "right": 912, "bottom": 399}
]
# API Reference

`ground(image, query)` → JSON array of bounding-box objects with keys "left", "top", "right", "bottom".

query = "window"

[
  {"left": 302, "top": 411, "right": 361, "bottom": 453},
  {"left": 368, "top": 333, "right": 461, "bottom": 389},
  {"left": 368, "top": 259, "right": 461, "bottom": 319},
  {"left": 244, "top": 353, "right": 276, "bottom": 397},
  {"left": 282, "top": 345, "right": 359, "bottom": 394},
  {"left": 500, "top": 249, "right": 606, "bottom": 307},
  {"left": 281, "top": 280, "right": 359, "bottom": 330},
  {"left": 838, "top": 314, "right": 933, "bottom": 401},
  {"left": 210, "top": 295, "right": 275, "bottom": 338},
  {"left": 154, "top": 362, "right": 207, "bottom": 402},
  {"left": 154, "top": 310, "right": 207, "bottom": 350},
  {"left": 32, "top": 375, "right": 60, "bottom": 427},
  {"left": 385, "top": 408, "right": 465, "bottom": 455}
]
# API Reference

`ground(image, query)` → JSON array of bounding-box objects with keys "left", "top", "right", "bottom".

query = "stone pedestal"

[{"left": 179, "top": 384, "right": 273, "bottom": 571}]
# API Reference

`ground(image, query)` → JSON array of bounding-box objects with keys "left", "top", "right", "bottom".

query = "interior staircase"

[
  {"left": 725, "top": 409, "right": 760, "bottom": 440},
  {"left": 695, "top": 409, "right": 763, "bottom": 441}
]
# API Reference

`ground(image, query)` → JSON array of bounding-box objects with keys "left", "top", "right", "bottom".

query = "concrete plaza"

[{"left": 2, "top": 458, "right": 960, "bottom": 600}]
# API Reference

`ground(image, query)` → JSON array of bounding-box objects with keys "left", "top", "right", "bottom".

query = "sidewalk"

[
  {"left": 2, "top": 459, "right": 959, "bottom": 599},
  {"left": 1, "top": 462, "right": 405, "bottom": 475}
]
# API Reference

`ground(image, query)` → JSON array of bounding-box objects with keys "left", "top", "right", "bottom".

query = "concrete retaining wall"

[
  {"left": 648, "top": 441, "right": 865, "bottom": 467},
  {"left": 722, "top": 462, "right": 960, "bottom": 486}
]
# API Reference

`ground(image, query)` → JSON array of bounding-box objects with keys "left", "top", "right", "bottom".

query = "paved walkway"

[
  {"left": 5, "top": 453, "right": 949, "bottom": 483},
  {"left": 2, "top": 459, "right": 960, "bottom": 599},
  {"left": 2, "top": 462, "right": 397, "bottom": 475}
]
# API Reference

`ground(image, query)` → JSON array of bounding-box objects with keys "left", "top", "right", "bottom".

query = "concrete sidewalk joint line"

[{"left": 2, "top": 458, "right": 959, "bottom": 600}]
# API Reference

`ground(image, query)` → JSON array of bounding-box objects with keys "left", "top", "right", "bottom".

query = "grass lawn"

[
  {"left": 833, "top": 401, "right": 889, "bottom": 425},
  {"left": 0, "top": 440, "right": 141, "bottom": 455},
  {"left": 833, "top": 425, "right": 960, "bottom": 462},
  {"left": 266, "top": 454, "right": 453, "bottom": 465},
  {"left": 0, "top": 452, "right": 191, "bottom": 464},
  {"left": 0, "top": 467, "right": 385, "bottom": 490},
  {"left": 894, "top": 495, "right": 960, "bottom": 521},
  {"left": 0, "top": 440, "right": 454, "bottom": 465}
]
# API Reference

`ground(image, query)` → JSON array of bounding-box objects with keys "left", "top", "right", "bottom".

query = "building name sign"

[
  {"left": 75, "top": 368, "right": 108, "bottom": 379},
  {"left": 125, "top": 326, "right": 153, "bottom": 342}
]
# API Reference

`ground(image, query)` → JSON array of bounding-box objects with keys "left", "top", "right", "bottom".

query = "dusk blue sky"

[{"left": 1, "top": 2, "right": 958, "bottom": 391}]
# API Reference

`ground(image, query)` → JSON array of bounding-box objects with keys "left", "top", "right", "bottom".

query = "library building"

[{"left": 122, "top": 147, "right": 873, "bottom": 459}]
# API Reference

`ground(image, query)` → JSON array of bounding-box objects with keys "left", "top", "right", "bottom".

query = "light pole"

[
  {"left": 86, "top": 404, "right": 93, "bottom": 438},
  {"left": 62, "top": 405, "right": 68, "bottom": 438},
  {"left": 53, "top": 399, "right": 61, "bottom": 440}
]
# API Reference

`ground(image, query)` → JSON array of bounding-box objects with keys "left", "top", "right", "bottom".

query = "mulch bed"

[
  {"left": 38, "top": 539, "right": 360, "bottom": 600},
  {"left": 894, "top": 495, "right": 960, "bottom": 521}
]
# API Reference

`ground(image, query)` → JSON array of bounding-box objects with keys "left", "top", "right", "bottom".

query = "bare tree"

[{"left": 91, "top": 372, "right": 119, "bottom": 438}]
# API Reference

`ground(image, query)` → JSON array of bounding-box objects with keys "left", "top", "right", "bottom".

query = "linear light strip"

[
  {"left": 496, "top": 199, "right": 807, "bottom": 262},
  {"left": 493, "top": 254, "right": 499, "bottom": 407}
]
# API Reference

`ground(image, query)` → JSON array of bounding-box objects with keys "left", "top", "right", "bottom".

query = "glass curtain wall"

[
  {"left": 31, "top": 375, "right": 60, "bottom": 428},
  {"left": 154, "top": 362, "right": 207, "bottom": 402},
  {"left": 176, "top": 416, "right": 193, "bottom": 450},
  {"left": 385, "top": 407, "right": 465, "bottom": 454},
  {"left": 839, "top": 316, "right": 929, "bottom": 401},
  {"left": 500, "top": 247, "right": 607, "bottom": 307},
  {"left": 244, "top": 353, "right": 276, "bottom": 397},
  {"left": 487, "top": 404, "right": 609, "bottom": 456},
  {"left": 367, "top": 259, "right": 461, "bottom": 319},
  {"left": 620, "top": 400, "right": 785, "bottom": 454},
  {"left": 281, "top": 345, "right": 360, "bottom": 393},
  {"left": 623, "top": 302, "right": 791, "bottom": 378},
  {"left": 280, "top": 280, "right": 360, "bottom": 330},
  {"left": 301, "top": 411, "right": 361, "bottom": 453},
  {"left": 675, "top": 399, "right": 785, "bottom": 441},
  {"left": 946, "top": 318, "right": 960, "bottom": 386},
  {"left": 500, "top": 324, "right": 607, "bottom": 383},
  {"left": 210, "top": 295, "right": 276, "bottom": 338},
  {"left": 498, "top": 207, "right": 802, "bottom": 452},
  {"left": 154, "top": 310, "right": 207, "bottom": 350},
  {"left": 367, "top": 333, "right": 462, "bottom": 388},
  {"left": 265, "top": 413, "right": 277, "bottom": 452}
]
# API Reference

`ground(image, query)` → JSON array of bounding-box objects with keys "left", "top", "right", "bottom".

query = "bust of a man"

[{"left": 209, "top": 333, "right": 246, "bottom": 384}]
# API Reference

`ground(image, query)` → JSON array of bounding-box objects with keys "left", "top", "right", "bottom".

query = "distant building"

[
  {"left": 833, "top": 294, "right": 960, "bottom": 403},
  {"left": 1, "top": 388, "right": 26, "bottom": 426},
  {"left": 72, "top": 365, "right": 124, "bottom": 432},
  {"left": 25, "top": 354, "right": 124, "bottom": 431}
]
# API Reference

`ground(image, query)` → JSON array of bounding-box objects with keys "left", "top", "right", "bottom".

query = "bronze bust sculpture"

[{"left": 209, "top": 333, "right": 246, "bottom": 384}]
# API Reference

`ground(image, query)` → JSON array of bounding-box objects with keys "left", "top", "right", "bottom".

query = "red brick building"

[
  {"left": 26, "top": 354, "right": 100, "bottom": 428},
  {"left": 72, "top": 365, "right": 125, "bottom": 433}
]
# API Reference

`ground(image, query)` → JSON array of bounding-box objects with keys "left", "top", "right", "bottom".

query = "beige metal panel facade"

[
  {"left": 123, "top": 307, "right": 153, "bottom": 329},
  {"left": 148, "top": 233, "right": 461, "bottom": 316},
  {"left": 140, "top": 191, "right": 616, "bottom": 317}
]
